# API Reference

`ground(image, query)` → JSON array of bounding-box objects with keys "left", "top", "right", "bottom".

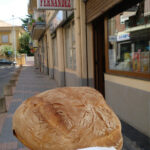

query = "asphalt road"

[{"left": 0, "top": 65, "right": 16, "bottom": 97}]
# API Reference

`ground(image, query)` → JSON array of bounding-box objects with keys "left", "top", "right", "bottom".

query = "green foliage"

[
  {"left": 38, "top": 17, "right": 44, "bottom": 22},
  {"left": 21, "top": 15, "right": 33, "bottom": 32},
  {"left": 0, "top": 46, "right": 14, "bottom": 58},
  {"left": 19, "top": 32, "right": 33, "bottom": 56},
  {"left": 31, "top": 19, "right": 35, "bottom": 25}
]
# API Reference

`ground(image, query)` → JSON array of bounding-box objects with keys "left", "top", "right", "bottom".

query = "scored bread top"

[{"left": 13, "top": 87, "right": 123, "bottom": 150}]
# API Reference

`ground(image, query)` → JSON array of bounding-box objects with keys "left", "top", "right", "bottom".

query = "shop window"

[
  {"left": 107, "top": 0, "right": 150, "bottom": 78},
  {"left": 1, "top": 35, "right": 9, "bottom": 43},
  {"left": 52, "top": 37, "right": 58, "bottom": 67},
  {"left": 65, "top": 21, "right": 76, "bottom": 70}
]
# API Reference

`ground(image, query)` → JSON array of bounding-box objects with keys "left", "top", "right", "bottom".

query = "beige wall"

[
  {"left": 105, "top": 74, "right": 150, "bottom": 137},
  {"left": 46, "top": 29, "right": 53, "bottom": 72},
  {"left": 80, "top": 0, "right": 87, "bottom": 80},
  {"left": 87, "top": 23, "right": 94, "bottom": 80},
  {"left": 74, "top": 0, "right": 82, "bottom": 78},
  {"left": 44, "top": 35, "right": 47, "bottom": 68},
  {"left": 57, "top": 28, "right": 64, "bottom": 72},
  {"left": 74, "top": 0, "right": 88, "bottom": 80},
  {"left": 46, "top": 29, "right": 51, "bottom": 71}
]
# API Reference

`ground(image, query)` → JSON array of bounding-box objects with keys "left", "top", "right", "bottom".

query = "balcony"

[
  {"left": 28, "top": 0, "right": 37, "bottom": 14},
  {"left": 28, "top": 0, "right": 46, "bottom": 40},
  {"left": 31, "top": 22, "right": 46, "bottom": 40}
]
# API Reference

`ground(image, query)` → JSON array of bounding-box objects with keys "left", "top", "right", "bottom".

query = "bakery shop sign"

[{"left": 37, "top": 0, "right": 73, "bottom": 10}]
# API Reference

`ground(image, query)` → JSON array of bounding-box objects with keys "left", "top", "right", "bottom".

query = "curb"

[{"left": 0, "top": 66, "right": 22, "bottom": 113}]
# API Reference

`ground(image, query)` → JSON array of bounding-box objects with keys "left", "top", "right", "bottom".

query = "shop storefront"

[{"left": 86, "top": 0, "right": 150, "bottom": 137}]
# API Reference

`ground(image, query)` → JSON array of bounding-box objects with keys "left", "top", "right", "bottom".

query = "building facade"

[
  {"left": 0, "top": 20, "right": 24, "bottom": 52},
  {"left": 29, "top": 0, "right": 89, "bottom": 87},
  {"left": 28, "top": 0, "right": 150, "bottom": 138}
]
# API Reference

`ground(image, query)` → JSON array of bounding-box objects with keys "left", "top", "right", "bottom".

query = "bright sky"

[{"left": 0, "top": 0, "right": 29, "bottom": 26}]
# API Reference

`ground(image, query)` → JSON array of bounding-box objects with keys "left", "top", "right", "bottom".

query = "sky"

[{"left": 0, "top": 0, "right": 29, "bottom": 26}]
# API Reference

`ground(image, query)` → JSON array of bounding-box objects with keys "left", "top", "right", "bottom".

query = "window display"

[{"left": 108, "top": 0, "right": 150, "bottom": 74}]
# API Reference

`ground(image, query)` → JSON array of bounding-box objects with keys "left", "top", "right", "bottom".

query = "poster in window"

[
  {"left": 140, "top": 52, "right": 150, "bottom": 73},
  {"left": 132, "top": 50, "right": 141, "bottom": 72},
  {"left": 124, "top": 52, "right": 132, "bottom": 71}
]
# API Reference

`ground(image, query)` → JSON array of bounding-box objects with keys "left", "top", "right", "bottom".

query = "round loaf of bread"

[{"left": 12, "top": 87, "right": 123, "bottom": 150}]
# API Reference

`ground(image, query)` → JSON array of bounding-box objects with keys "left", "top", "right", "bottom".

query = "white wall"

[{"left": 105, "top": 74, "right": 150, "bottom": 137}]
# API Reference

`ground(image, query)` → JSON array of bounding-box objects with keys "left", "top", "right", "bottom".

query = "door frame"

[{"left": 93, "top": 17, "right": 106, "bottom": 97}]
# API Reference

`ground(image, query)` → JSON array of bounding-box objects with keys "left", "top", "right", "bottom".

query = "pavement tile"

[
  {"left": 0, "top": 142, "right": 17, "bottom": 150},
  {"left": 8, "top": 102, "right": 22, "bottom": 114},
  {"left": 11, "top": 99, "right": 22, "bottom": 103},
  {"left": 18, "top": 148, "right": 29, "bottom": 150},
  {"left": 5, "top": 96, "right": 14, "bottom": 110},
  {"left": 17, "top": 141, "right": 27, "bottom": 149},
  {"left": 0, "top": 117, "right": 16, "bottom": 143},
  {"left": 0, "top": 113, "right": 7, "bottom": 135},
  {"left": 6, "top": 114, "right": 13, "bottom": 119},
  {"left": 12, "top": 94, "right": 31, "bottom": 101}
]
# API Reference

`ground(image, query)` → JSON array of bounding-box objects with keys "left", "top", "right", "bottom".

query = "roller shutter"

[{"left": 86, "top": 0, "right": 122, "bottom": 22}]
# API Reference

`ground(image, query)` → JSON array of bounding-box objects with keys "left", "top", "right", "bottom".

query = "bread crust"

[{"left": 13, "top": 87, "right": 123, "bottom": 150}]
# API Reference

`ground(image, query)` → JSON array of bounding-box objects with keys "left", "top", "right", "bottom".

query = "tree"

[
  {"left": 19, "top": 32, "right": 33, "bottom": 56},
  {"left": 21, "top": 15, "right": 35, "bottom": 32}
]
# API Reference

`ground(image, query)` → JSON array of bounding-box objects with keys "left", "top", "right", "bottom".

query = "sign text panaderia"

[{"left": 37, "top": 0, "right": 73, "bottom": 10}]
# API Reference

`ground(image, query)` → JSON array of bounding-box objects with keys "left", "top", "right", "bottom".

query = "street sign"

[{"left": 37, "top": 0, "right": 73, "bottom": 10}]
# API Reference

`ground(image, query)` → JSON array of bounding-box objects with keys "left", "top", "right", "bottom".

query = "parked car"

[{"left": 0, "top": 59, "right": 15, "bottom": 65}]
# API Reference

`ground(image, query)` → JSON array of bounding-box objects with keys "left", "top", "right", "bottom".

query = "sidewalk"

[{"left": 0, "top": 66, "right": 57, "bottom": 150}]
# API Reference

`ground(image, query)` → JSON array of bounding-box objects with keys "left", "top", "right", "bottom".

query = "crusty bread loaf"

[{"left": 12, "top": 87, "right": 123, "bottom": 150}]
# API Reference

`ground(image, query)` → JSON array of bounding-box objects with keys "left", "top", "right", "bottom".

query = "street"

[{"left": 0, "top": 65, "right": 16, "bottom": 97}]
